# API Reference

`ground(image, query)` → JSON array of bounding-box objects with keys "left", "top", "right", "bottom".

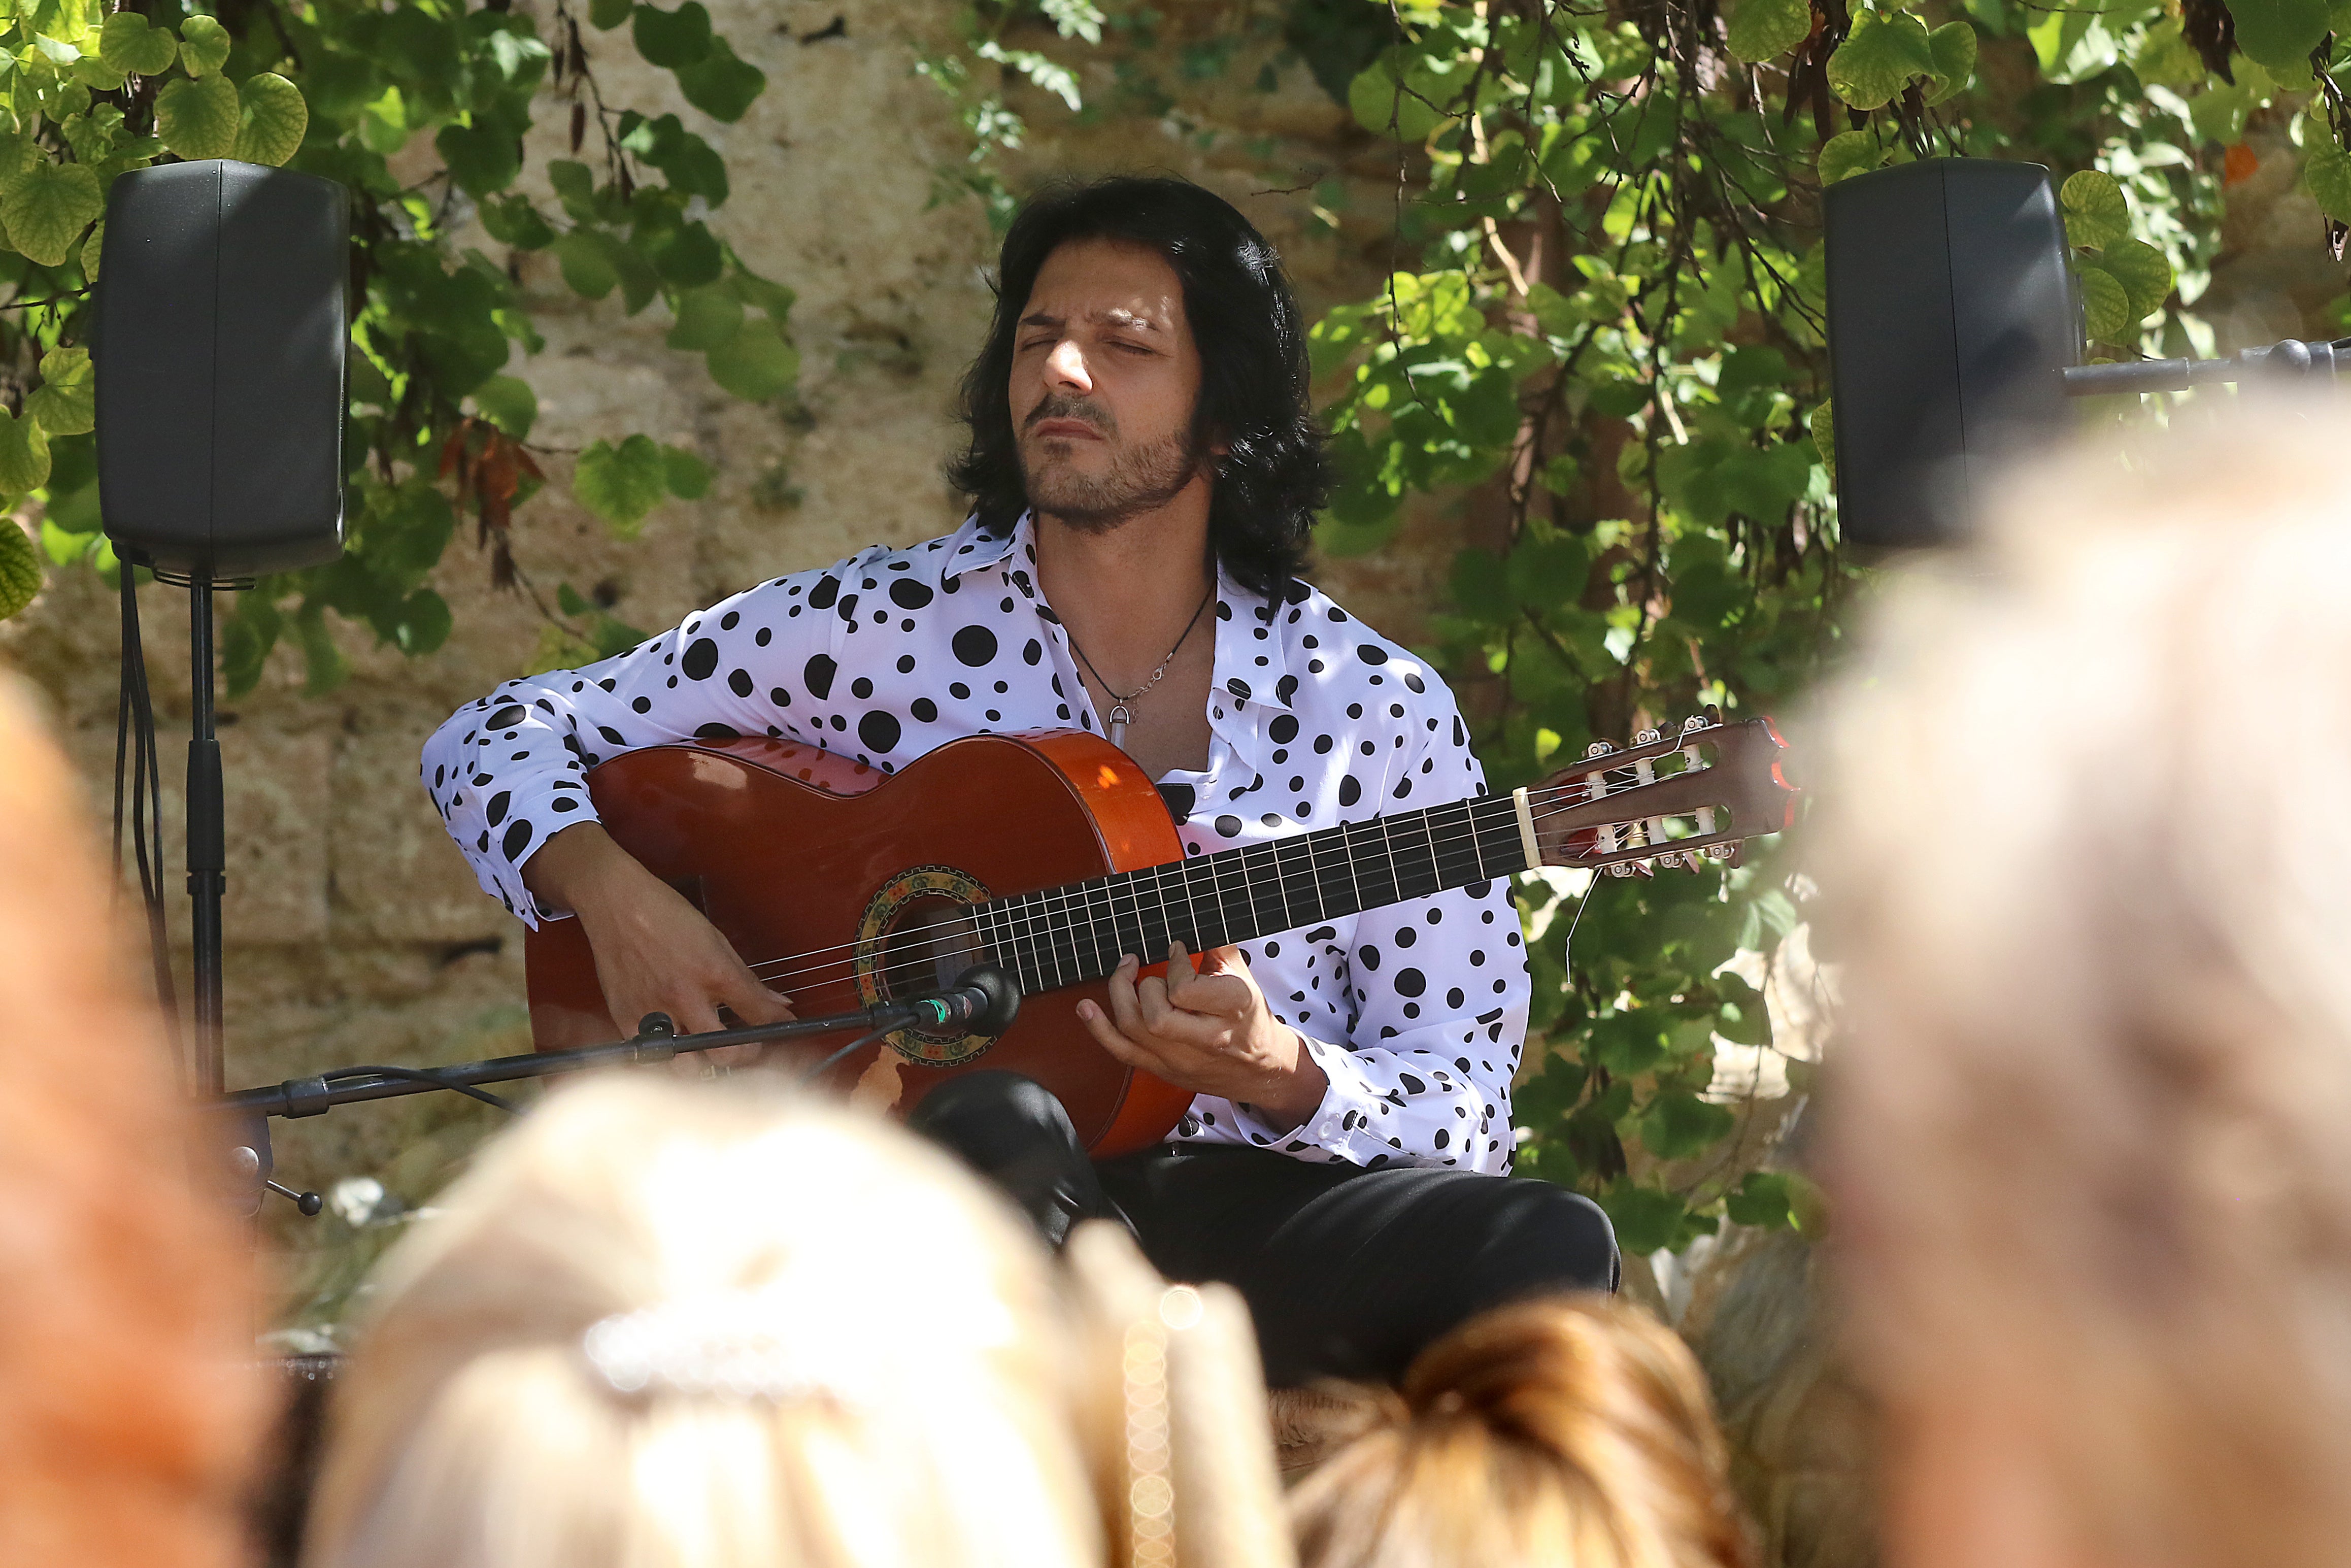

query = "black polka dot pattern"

[{"left": 420, "top": 512, "right": 1529, "bottom": 1173}]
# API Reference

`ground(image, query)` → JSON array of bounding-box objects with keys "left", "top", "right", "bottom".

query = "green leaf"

[
  {"left": 547, "top": 159, "right": 599, "bottom": 221},
  {"left": 98, "top": 14, "right": 178, "bottom": 77},
  {"left": 1809, "top": 400, "right": 1836, "bottom": 479},
  {"left": 26, "top": 347, "right": 93, "bottom": 437},
  {"left": 1725, "top": 0, "right": 1812, "bottom": 62},
  {"left": 662, "top": 443, "right": 710, "bottom": 498},
  {"left": 156, "top": 73, "right": 240, "bottom": 161},
  {"left": 2076, "top": 263, "right": 2131, "bottom": 342},
  {"left": 1827, "top": 10, "right": 1938, "bottom": 110},
  {"left": 724, "top": 259, "right": 795, "bottom": 322},
  {"left": 221, "top": 593, "right": 281, "bottom": 698},
  {"left": 231, "top": 72, "right": 308, "bottom": 167},
  {"left": 1638, "top": 1089, "right": 1736, "bottom": 1161},
  {"left": 0, "top": 519, "right": 38, "bottom": 619},
  {"left": 179, "top": 14, "right": 231, "bottom": 78},
  {"left": 1726, "top": 1171, "right": 1798, "bottom": 1229},
  {"left": 480, "top": 195, "right": 556, "bottom": 250},
  {"left": 1597, "top": 1181, "right": 1694, "bottom": 1256},
  {"left": 2, "top": 162, "right": 99, "bottom": 268},
  {"left": 1818, "top": 129, "right": 1887, "bottom": 185},
  {"left": 553, "top": 227, "right": 621, "bottom": 299},
  {"left": 2187, "top": 79, "right": 2258, "bottom": 146},
  {"left": 469, "top": 374, "right": 537, "bottom": 439},
  {"left": 394, "top": 588, "right": 451, "bottom": 655},
  {"left": 590, "top": 0, "right": 634, "bottom": 29},
  {"left": 294, "top": 602, "right": 349, "bottom": 696},
  {"left": 2231, "top": 0, "right": 2330, "bottom": 70},
  {"left": 78, "top": 219, "right": 102, "bottom": 281},
  {"left": 436, "top": 119, "right": 519, "bottom": 198},
  {"left": 574, "top": 433, "right": 670, "bottom": 534},
  {"left": 0, "top": 408, "right": 50, "bottom": 495},
  {"left": 676, "top": 38, "right": 765, "bottom": 122},
  {"left": 664, "top": 284, "right": 743, "bottom": 350},
  {"left": 2060, "top": 169, "right": 2130, "bottom": 249},
  {"left": 2307, "top": 144, "right": 2351, "bottom": 222},
  {"left": 631, "top": 3, "right": 713, "bottom": 68},
  {"left": 705, "top": 319, "right": 798, "bottom": 401},
  {"left": 1923, "top": 19, "right": 1977, "bottom": 102},
  {"left": 2098, "top": 237, "right": 2173, "bottom": 319}
]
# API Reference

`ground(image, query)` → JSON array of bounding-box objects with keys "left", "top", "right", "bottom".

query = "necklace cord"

[{"left": 1067, "top": 584, "right": 1214, "bottom": 706}]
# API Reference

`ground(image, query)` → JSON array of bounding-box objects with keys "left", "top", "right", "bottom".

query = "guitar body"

[{"left": 523, "top": 730, "right": 1197, "bottom": 1155}]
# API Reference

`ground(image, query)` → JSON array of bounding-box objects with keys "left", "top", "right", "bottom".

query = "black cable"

[
  {"left": 114, "top": 562, "right": 179, "bottom": 1080},
  {"left": 798, "top": 1025, "right": 893, "bottom": 1086},
  {"left": 322, "top": 1065, "right": 517, "bottom": 1114}
]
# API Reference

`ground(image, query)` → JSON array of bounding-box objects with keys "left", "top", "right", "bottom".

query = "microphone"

[{"left": 896, "top": 964, "right": 1021, "bottom": 1035}]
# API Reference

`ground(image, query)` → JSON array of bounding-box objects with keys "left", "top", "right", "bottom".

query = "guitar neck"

[{"left": 972, "top": 791, "right": 1535, "bottom": 996}]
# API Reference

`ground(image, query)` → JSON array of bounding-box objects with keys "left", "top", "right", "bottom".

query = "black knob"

[{"left": 635, "top": 1012, "right": 676, "bottom": 1041}]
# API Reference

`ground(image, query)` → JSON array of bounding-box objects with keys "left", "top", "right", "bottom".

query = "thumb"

[{"left": 1197, "top": 944, "right": 1247, "bottom": 977}]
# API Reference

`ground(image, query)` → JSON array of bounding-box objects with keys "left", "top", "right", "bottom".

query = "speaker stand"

[{"left": 184, "top": 571, "right": 225, "bottom": 1097}]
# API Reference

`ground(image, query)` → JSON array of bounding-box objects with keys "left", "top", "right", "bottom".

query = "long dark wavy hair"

[{"left": 948, "top": 176, "right": 1328, "bottom": 600}]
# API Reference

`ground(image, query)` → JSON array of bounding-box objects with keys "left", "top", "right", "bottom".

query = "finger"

[
  {"left": 1166, "top": 940, "right": 1199, "bottom": 984},
  {"left": 717, "top": 962, "right": 796, "bottom": 1025},
  {"left": 1104, "top": 954, "right": 1148, "bottom": 1038},
  {"left": 1136, "top": 972, "right": 1175, "bottom": 1032},
  {"left": 1077, "top": 997, "right": 1164, "bottom": 1072}
]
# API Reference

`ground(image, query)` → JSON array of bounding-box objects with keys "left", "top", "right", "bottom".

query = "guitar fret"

[
  {"left": 1301, "top": 827, "right": 1353, "bottom": 923},
  {"left": 1475, "top": 793, "right": 1530, "bottom": 876},
  {"left": 1243, "top": 841, "right": 1289, "bottom": 938},
  {"left": 991, "top": 782, "right": 1564, "bottom": 996},
  {"left": 1272, "top": 833, "right": 1324, "bottom": 930}
]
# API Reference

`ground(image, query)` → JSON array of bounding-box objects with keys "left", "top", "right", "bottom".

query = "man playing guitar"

[{"left": 422, "top": 177, "right": 1619, "bottom": 1386}]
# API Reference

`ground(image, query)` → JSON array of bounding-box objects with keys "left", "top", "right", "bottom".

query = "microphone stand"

[
  {"left": 219, "top": 999, "right": 930, "bottom": 1121},
  {"left": 211, "top": 964, "right": 1021, "bottom": 1218}
]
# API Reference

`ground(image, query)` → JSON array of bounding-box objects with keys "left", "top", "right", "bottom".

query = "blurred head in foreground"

[
  {"left": 1818, "top": 407, "right": 2351, "bottom": 1568},
  {"left": 1287, "top": 1296, "right": 1755, "bottom": 1568},
  {"left": 306, "top": 1077, "right": 1292, "bottom": 1568},
  {"left": 0, "top": 676, "right": 261, "bottom": 1564}
]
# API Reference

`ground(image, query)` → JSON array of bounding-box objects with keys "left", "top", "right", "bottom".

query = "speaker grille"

[{"left": 97, "top": 160, "right": 348, "bottom": 577}]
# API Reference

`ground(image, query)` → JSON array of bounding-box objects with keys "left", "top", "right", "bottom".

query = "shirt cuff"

[{"left": 1226, "top": 1032, "right": 1391, "bottom": 1163}]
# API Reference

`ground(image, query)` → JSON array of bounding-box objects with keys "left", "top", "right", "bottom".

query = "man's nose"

[{"left": 1044, "top": 337, "right": 1092, "bottom": 392}]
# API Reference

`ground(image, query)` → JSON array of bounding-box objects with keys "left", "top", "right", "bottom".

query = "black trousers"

[{"left": 909, "top": 1070, "right": 1621, "bottom": 1388}]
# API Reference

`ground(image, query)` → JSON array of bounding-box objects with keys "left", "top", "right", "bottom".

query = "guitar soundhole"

[
  {"left": 853, "top": 863, "right": 996, "bottom": 1066},
  {"left": 880, "top": 898, "right": 984, "bottom": 1003}
]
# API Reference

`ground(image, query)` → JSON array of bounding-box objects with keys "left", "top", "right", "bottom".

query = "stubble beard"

[{"left": 1018, "top": 396, "right": 1207, "bottom": 535}]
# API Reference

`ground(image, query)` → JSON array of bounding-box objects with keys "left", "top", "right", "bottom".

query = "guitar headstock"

[{"left": 1523, "top": 710, "right": 1798, "bottom": 878}]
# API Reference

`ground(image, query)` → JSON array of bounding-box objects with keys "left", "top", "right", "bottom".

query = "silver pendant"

[{"left": 1107, "top": 702, "right": 1131, "bottom": 749}]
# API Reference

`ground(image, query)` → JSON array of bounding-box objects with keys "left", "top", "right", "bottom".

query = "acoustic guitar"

[{"left": 524, "top": 713, "right": 1798, "bottom": 1155}]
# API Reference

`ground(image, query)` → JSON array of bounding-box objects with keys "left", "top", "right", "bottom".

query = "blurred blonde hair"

[
  {"left": 1817, "top": 404, "right": 2351, "bottom": 1567},
  {"left": 306, "top": 1077, "right": 1291, "bottom": 1568},
  {"left": 1287, "top": 1297, "right": 1756, "bottom": 1568},
  {"left": 0, "top": 675, "right": 262, "bottom": 1565}
]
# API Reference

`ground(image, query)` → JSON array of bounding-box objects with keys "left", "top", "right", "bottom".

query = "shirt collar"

[{"left": 949, "top": 510, "right": 1294, "bottom": 714}]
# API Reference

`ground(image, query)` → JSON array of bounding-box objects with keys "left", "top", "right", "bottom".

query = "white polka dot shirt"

[{"left": 422, "top": 512, "right": 1530, "bottom": 1172}]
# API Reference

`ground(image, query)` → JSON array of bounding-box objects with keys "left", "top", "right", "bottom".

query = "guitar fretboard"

[{"left": 969, "top": 790, "right": 1533, "bottom": 995}]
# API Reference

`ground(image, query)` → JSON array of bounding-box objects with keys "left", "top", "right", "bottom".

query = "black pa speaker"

[
  {"left": 1825, "top": 158, "right": 2080, "bottom": 551},
  {"left": 96, "top": 160, "right": 349, "bottom": 578}
]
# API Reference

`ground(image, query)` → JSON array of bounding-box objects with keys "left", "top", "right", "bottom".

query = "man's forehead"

[{"left": 1019, "top": 239, "right": 1184, "bottom": 328}]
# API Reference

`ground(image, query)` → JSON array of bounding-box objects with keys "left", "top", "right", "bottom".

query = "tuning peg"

[
  {"left": 1633, "top": 727, "right": 1662, "bottom": 746},
  {"left": 1679, "top": 714, "right": 1710, "bottom": 738},
  {"left": 1584, "top": 740, "right": 1616, "bottom": 758}
]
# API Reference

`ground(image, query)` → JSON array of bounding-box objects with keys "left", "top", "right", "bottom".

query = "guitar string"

[
  {"left": 722, "top": 757, "right": 1669, "bottom": 993},
  {"left": 735, "top": 761, "right": 1723, "bottom": 995},
  {"left": 738, "top": 773, "right": 1716, "bottom": 1000},
  {"left": 727, "top": 758, "right": 1673, "bottom": 991},
  {"left": 730, "top": 766, "right": 1736, "bottom": 999}
]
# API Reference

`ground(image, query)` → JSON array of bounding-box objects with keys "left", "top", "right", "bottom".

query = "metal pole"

[{"left": 187, "top": 572, "right": 226, "bottom": 1097}]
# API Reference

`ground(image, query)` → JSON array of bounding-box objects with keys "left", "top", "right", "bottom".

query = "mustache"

[{"left": 1023, "top": 393, "right": 1116, "bottom": 436}]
